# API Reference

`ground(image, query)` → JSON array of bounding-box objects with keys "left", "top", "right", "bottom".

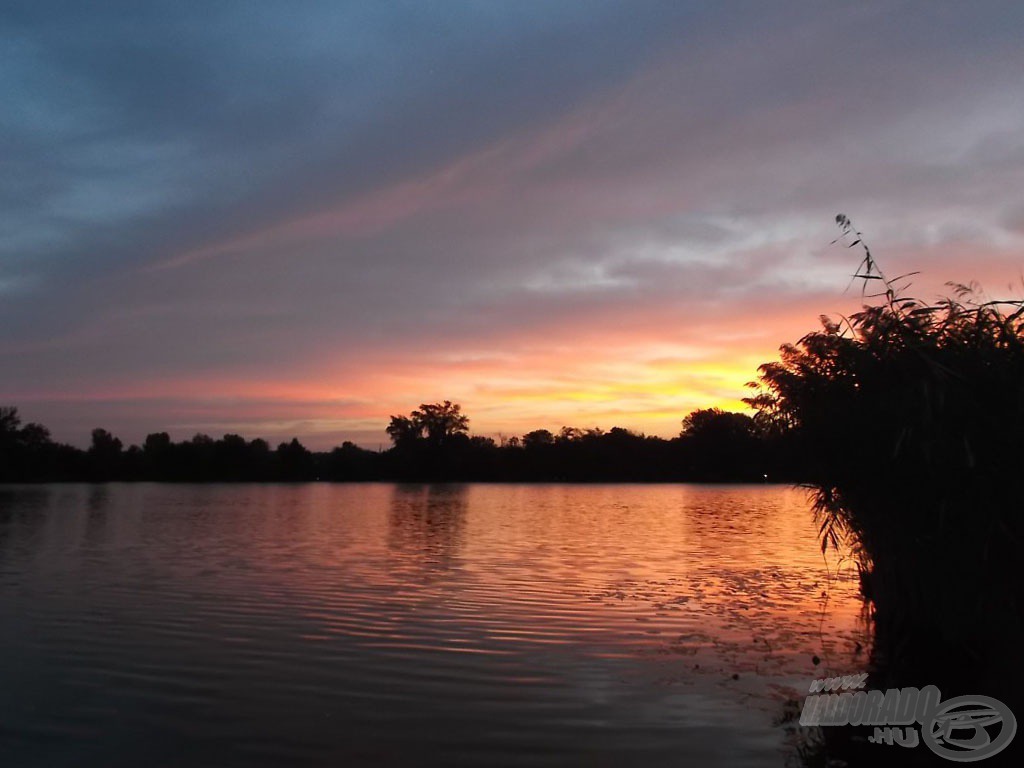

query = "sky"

[{"left": 3, "top": 1, "right": 1024, "bottom": 449}]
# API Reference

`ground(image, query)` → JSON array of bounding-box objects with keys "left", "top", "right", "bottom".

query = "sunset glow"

[{"left": 3, "top": 3, "right": 1023, "bottom": 448}]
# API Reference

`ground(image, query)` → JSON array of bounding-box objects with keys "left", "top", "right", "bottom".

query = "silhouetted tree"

[
  {"left": 680, "top": 408, "right": 756, "bottom": 441},
  {"left": 324, "top": 440, "right": 383, "bottom": 480},
  {"left": 0, "top": 407, "right": 24, "bottom": 480},
  {"left": 522, "top": 429, "right": 555, "bottom": 449},
  {"left": 144, "top": 432, "right": 172, "bottom": 453},
  {"left": 90, "top": 428, "right": 123, "bottom": 455},
  {"left": 385, "top": 415, "right": 421, "bottom": 448},
  {"left": 88, "top": 428, "right": 123, "bottom": 480},
  {"left": 17, "top": 422, "right": 51, "bottom": 448},
  {"left": 677, "top": 408, "right": 764, "bottom": 480},
  {"left": 411, "top": 401, "right": 469, "bottom": 449},
  {"left": 0, "top": 406, "right": 21, "bottom": 439},
  {"left": 557, "top": 426, "right": 583, "bottom": 443},
  {"left": 276, "top": 438, "right": 314, "bottom": 480},
  {"left": 141, "top": 432, "right": 172, "bottom": 479}
]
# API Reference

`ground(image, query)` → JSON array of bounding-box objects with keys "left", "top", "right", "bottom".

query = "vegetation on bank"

[
  {"left": 746, "top": 215, "right": 1024, "bottom": 709},
  {"left": 0, "top": 402, "right": 793, "bottom": 483}
]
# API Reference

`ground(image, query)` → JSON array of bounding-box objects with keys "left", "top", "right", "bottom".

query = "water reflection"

[
  {"left": 0, "top": 483, "right": 867, "bottom": 767},
  {"left": 387, "top": 484, "right": 468, "bottom": 570}
]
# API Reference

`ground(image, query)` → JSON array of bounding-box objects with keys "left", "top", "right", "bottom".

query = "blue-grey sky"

[{"left": 3, "top": 1, "right": 1024, "bottom": 447}]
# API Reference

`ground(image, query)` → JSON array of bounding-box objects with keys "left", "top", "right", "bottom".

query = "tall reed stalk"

[{"left": 747, "top": 215, "right": 1024, "bottom": 703}]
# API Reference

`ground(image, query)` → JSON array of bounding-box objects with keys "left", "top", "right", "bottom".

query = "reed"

[{"left": 747, "top": 215, "right": 1024, "bottom": 703}]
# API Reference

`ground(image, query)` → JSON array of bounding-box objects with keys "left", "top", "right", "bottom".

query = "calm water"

[{"left": 0, "top": 483, "right": 866, "bottom": 767}]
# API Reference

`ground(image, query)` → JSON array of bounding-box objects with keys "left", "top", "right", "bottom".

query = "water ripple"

[{"left": 0, "top": 483, "right": 866, "bottom": 767}]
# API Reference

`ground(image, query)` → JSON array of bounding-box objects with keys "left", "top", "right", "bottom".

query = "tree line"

[{"left": 0, "top": 401, "right": 798, "bottom": 483}]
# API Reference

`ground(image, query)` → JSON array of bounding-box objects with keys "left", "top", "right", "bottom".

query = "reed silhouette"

[{"left": 747, "top": 215, "right": 1024, "bottom": 713}]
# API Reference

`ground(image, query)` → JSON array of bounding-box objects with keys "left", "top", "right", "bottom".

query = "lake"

[{"left": 0, "top": 483, "right": 866, "bottom": 767}]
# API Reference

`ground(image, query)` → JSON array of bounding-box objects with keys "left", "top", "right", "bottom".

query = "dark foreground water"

[{"left": 0, "top": 483, "right": 865, "bottom": 767}]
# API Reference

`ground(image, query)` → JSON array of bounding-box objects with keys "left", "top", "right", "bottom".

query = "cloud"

[{"left": 3, "top": 1, "right": 1024, "bottom": 446}]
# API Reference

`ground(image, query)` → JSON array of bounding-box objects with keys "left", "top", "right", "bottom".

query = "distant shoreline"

[
  {"left": 2, "top": 406, "right": 797, "bottom": 485},
  {"left": 1, "top": 478, "right": 799, "bottom": 487}
]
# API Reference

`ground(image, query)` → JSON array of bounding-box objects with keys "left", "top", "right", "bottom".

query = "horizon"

[
  {"left": 3, "top": 400, "right": 745, "bottom": 453},
  {"left": 4, "top": 2, "right": 1024, "bottom": 450}
]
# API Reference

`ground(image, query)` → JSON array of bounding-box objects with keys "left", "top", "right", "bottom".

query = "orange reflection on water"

[
  {"left": 0, "top": 482, "right": 869, "bottom": 765},
  {"left": 237, "top": 483, "right": 868, "bottom": 697}
]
